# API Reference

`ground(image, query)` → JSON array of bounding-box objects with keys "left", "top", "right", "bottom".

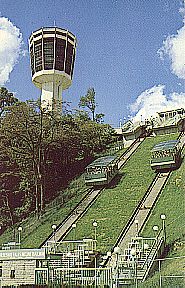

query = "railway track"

[
  {"left": 105, "top": 131, "right": 185, "bottom": 265},
  {"left": 41, "top": 136, "right": 145, "bottom": 248},
  {"left": 103, "top": 171, "right": 171, "bottom": 267},
  {"left": 115, "top": 171, "right": 171, "bottom": 252},
  {"left": 40, "top": 187, "right": 104, "bottom": 247},
  {"left": 117, "top": 136, "right": 145, "bottom": 169},
  {"left": 41, "top": 132, "right": 184, "bottom": 252}
]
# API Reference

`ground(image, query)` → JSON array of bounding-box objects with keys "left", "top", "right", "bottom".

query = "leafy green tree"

[
  {"left": 0, "top": 87, "right": 18, "bottom": 117},
  {"left": 0, "top": 101, "right": 56, "bottom": 217},
  {"left": 0, "top": 143, "right": 20, "bottom": 229},
  {"left": 79, "top": 88, "right": 97, "bottom": 121},
  {"left": 73, "top": 109, "right": 90, "bottom": 122},
  {"left": 95, "top": 113, "right": 105, "bottom": 123},
  {"left": 79, "top": 88, "right": 105, "bottom": 123},
  {"left": 0, "top": 97, "right": 115, "bottom": 226}
]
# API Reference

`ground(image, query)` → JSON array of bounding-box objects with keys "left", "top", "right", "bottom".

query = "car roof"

[
  {"left": 87, "top": 155, "right": 117, "bottom": 168},
  {"left": 152, "top": 139, "right": 179, "bottom": 152}
]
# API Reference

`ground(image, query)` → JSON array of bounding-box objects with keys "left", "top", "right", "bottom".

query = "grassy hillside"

[
  {"left": 0, "top": 176, "right": 89, "bottom": 248},
  {"left": 136, "top": 144, "right": 185, "bottom": 287},
  {"left": 65, "top": 133, "right": 179, "bottom": 253},
  {"left": 0, "top": 144, "right": 126, "bottom": 248},
  {"left": 0, "top": 133, "right": 180, "bottom": 258}
]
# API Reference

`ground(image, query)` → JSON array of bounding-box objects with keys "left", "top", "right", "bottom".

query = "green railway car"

[
  {"left": 151, "top": 139, "right": 182, "bottom": 171},
  {"left": 85, "top": 155, "right": 119, "bottom": 186}
]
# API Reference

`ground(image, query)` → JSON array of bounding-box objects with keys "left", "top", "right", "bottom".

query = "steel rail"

[
  {"left": 104, "top": 171, "right": 171, "bottom": 267},
  {"left": 40, "top": 187, "right": 104, "bottom": 248},
  {"left": 39, "top": 187, "right": 92, "bottom": 247},
  {"left": 40, "top": 136, "right": 145, "bottom": 248},
  {"left": 103, "top": 132, "right": 185, "bottom": 267}
]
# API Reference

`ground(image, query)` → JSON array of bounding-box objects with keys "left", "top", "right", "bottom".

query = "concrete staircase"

[{"left": 117, "top": 233, "right": 164, "bottom": 285}]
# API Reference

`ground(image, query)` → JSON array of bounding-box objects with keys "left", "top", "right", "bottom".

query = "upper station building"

[{"left": 29, "top": 27, "right": 77, "bottom": 114}]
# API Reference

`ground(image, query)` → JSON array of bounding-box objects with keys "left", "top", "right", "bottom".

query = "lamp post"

[
  {"left": 141, "top": 114, "right": 143, "bottom": 124},
  {"left": 52, "top": 224, "right": 57, "bottom": 253},
  {"left": 93, "top": 221, "right": 97, "bottom": 250},
  {"left": 113, "top": 246, "right": 120, "bottom": 288},
  {"left": 92, "top": 221, "right": 98, "bottom": 285},
  {"left": 130, "top": 247, "right": 138, "bottom": 288},
  {"left": 18, "top": 226, "right": 22, "bottom": 248},
  {"left": 134, "top": 219, "right": 139, "bottom": 237},
  {"left": 143, "top": 243, "right": 149, "bottom": 255},
  {"left": 153, "top": 225, "right": 159, "bottom": 237},
  {"left": 107, "top": 251, "right": 112, "bottom": 258},
  {"left": 143, "top": 243, "right": 149, "bottom": 269},
  {"left": 160, "top": 214, "right": 166, "bottom": 243}
]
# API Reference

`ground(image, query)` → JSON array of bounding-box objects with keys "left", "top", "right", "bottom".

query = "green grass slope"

[
  {"left": 0, "top": 176, "right": 89, "bottom": 248},
  {"left": 0, "top": 133, "right": 180, "bottom": 256},
  {"left": 136, "top": 144, "right": 185, "bottom": 287},
  {"left": 65, "top": 133, "right": 179, "bottom": 253},
  {"left": 0, "top": 145, "right": 126, "bottom": 248}
]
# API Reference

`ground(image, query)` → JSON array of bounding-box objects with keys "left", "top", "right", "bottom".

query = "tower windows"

[
  {"left": 55, "top": 38, "right": 66, "bottom": 71},
  {"left": 34, "top": 39, "right": 42, "bottom": 72},
  {"left": 65, "top": 42, "right": 73, "bottom": 75},
  {"left": 43, "top": 38, "right": 54, "bottom": 70},
  {"left": 30, "top": 28, "right": 76, "bottom": 79}
]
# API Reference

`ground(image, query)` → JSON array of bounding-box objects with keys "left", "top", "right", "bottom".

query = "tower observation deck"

[{"left": 29, "top": 27, "right": 77, "bottom": 113}]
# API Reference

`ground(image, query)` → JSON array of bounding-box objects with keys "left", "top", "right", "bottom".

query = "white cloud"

[
  {"left": 0, "top": 17, "right": 24, "bottom": 85},
  {"left": 130, "top": 85, "right": 185, "bottom": 123},
  {"left": 129, "top": 2, "right": 185, "bottom": 123},
  {"left": 158, "top": 1, "right": 185, "bottom": 79}
]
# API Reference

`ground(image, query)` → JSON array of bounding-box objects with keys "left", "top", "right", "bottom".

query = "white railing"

[{"left": 35, "top": 267, "right": 113, "bottom": 286}]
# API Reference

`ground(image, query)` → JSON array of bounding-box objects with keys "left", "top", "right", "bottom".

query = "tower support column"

[{"left": 41, "top": 81, "right": 62, "bottom": 114}]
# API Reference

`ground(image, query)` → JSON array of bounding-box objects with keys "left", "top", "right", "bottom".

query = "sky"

[{"left": 0, "top": 0, "right": 185, "bottom": 127}]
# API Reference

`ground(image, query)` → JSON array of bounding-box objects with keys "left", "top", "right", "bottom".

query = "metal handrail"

[{"left": 142, "top": 229, "right": 164, "bottom": 281}]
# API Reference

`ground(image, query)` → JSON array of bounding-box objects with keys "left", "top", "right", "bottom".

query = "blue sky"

[{"left": 0, "top": 0, "right": 185, "bottom": 126}]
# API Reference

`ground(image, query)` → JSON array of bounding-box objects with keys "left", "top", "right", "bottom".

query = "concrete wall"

[{"left": 1, "top": 259, "right": 36, "bottom": 286}]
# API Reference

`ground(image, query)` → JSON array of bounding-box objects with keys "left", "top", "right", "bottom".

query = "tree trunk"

[{"left": 4, "top": 195, "right": 14, "bottom": 227}]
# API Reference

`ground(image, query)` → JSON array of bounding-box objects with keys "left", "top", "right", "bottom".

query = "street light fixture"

[
  {"left": 52, "top": 224, "right": 57, "bottom": 253},
  {"left": 160, "top": 214, "right": 166, "bottom": 243},
  {"left": 134, "top": 219, "right": 139, "bottom": 237},
  {"left": 113, "top": 247, "right": 120, "bottom": 288},
  {"left": 153, "top": 225, "right": 159, "bottom": 232},
  {"left": 18, "top": 226, "right": 22, "bottom": 248},
  {"left": 153, "top": 225, "right": 159, "bottom": 246},
  {"left": 130, "top": 247, "right": 138, "bottom": 288},
  {"left": 114, "top": 246, "right": 120, "bottom": 254},
  {"left": 92, "top": 221, "right": 97, "bottom": 250}
]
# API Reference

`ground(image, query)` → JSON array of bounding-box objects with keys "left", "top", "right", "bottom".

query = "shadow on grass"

[{"left": 107, "top": 172, "right": 125, "bottom": 189}]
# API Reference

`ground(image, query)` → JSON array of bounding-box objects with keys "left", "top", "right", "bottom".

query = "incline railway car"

[
  {"left": 85, "top": 156, "right": 119, "bottom": 186},
  {"left": 150, "top": 139, "right": 182, "bottom": 171}
]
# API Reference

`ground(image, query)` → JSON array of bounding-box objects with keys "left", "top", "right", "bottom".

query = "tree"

[
  {"left": 0, "top": 87, "right": 18, "bottom": 117},
  {"left": 0, "top": 143, "right": 20, "bottom": 229},
  {"left": 0, "top": 101, "right": 55, "bottom": 217},
  {"left": 0, "top": 98, "right": 115, "bottom": 226},
  {"left": 79, "top": 88, "right": 97, "bottom": 121},
  {"left": 79, "top": 88, "right": 105, "bottom": 122},
  {"left": 95, "top": 113, "right": 105, "bottom": 123},
  {"left": 73, "top": 109, "right": 90, "bottom": 122},
  {"left": 0, "top": 101, "right": 82, "bottom": 217}
]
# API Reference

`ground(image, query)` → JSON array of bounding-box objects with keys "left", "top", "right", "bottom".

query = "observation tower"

[{"left": 29, "top": 27, "right": 77, "bottom": 113}]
